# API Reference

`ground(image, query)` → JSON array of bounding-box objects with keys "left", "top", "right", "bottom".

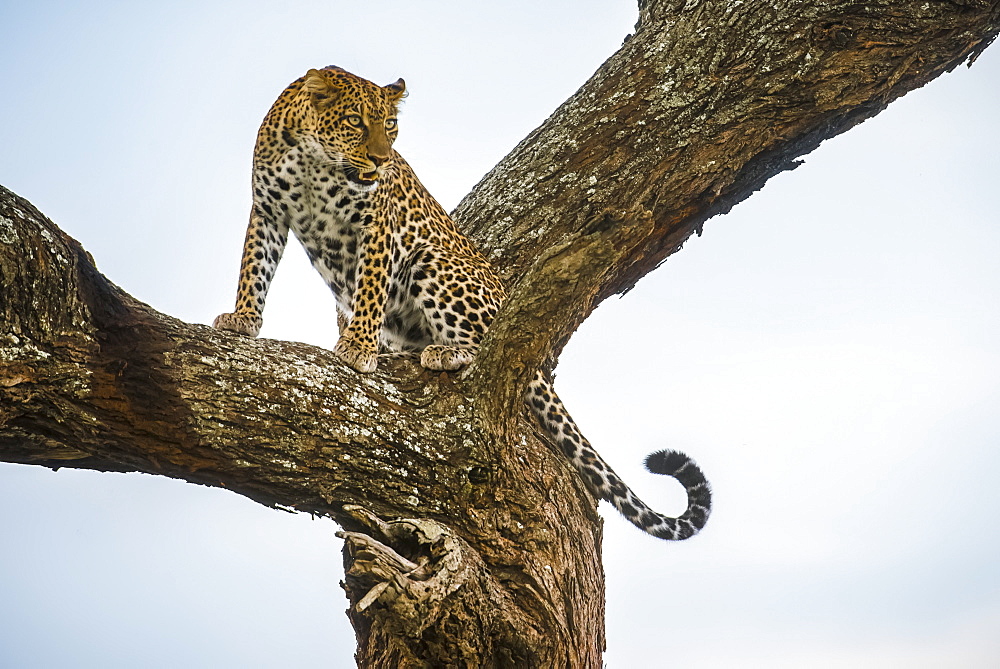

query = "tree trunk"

[{"left": 2, "top": 1, "right": 997, "bottom": 666}]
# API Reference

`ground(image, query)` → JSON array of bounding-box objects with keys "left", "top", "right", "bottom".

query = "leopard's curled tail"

[{"left": 528, "top": 375, "right": 712, "bottom": 541}]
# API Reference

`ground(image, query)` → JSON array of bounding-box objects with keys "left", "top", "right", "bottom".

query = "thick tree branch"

[
  {"left": 0, "top": 184, "right": 604, "bottom": 665},
  {"left": 458, "top": 0, "right": 1000, "bottom": 386}
]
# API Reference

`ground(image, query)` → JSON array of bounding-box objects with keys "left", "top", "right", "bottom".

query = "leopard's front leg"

[
  {"left": 334, "top": 223, "right": 391, "bottom": 373},
  {"left": 213, "top": 207, "right": 289, "bottom": 337}
]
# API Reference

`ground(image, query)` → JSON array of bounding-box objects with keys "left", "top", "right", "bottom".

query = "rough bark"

[{"left": 2, "top": 1, "right": 998, "bottom": 666}]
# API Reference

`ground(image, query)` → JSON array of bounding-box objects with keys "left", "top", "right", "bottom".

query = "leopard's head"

[{"left": 300, "top": 66, "right": 406, "bottom": 187}]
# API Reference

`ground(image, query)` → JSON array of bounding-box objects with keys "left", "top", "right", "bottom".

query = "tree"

[{"left": 3, "top": 1, "right": 998, "bottom": 665}]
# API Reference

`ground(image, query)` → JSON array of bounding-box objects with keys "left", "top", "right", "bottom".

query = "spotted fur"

[{"left": 214, "top": 66, "right": 712, "bottom": 540}]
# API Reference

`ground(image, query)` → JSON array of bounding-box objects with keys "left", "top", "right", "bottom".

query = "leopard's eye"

[
  {"left": 384, "top": 118, "right": 398, "bottom": 131},
  {"left": 344, "top": 114, "right": 364, "bottom": 128}
]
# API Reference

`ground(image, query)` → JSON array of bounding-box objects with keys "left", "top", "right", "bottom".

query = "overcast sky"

[{"left": 2, "top": 2, "right": 999, "bottom": 667}]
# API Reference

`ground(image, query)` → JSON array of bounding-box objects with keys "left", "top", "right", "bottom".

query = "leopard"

[{"left": 213, "top": 66, "right": 712, "bottom": 541}]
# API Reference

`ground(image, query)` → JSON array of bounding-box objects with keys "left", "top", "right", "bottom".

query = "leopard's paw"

[
  {"left": 212, "top": 312, "right": 262, "bottom": 337},
  {"left": 420, "top": 345, "right": 476, "bottom": 371},
  {"left": 334, "top": 338, "right": 378, "bottom": 373}
]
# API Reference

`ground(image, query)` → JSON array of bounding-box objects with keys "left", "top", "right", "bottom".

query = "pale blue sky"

[{"left": 2, "top": 2, "right": 999, "bottom": 667}]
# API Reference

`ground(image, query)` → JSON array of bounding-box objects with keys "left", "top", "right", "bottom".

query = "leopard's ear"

[
  {"left": 303, "top": 68, "right": 341, "bottom": 105},
  {"left": 384, "top": 78, "right": 406, "bottom": 104}
]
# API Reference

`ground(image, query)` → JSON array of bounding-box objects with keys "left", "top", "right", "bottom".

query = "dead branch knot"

[
  {"left": 337, "top": 505, "right": 484, "bottom": 619},
  {"left": 337, "top": 506, "right": 544, "bottom": 664}
]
